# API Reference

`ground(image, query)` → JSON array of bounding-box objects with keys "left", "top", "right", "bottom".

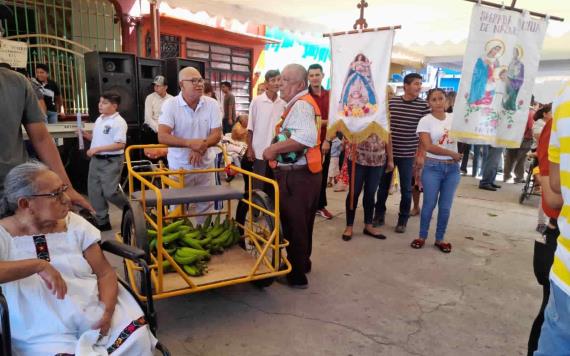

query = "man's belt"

[
  {"left": 94, "top": 154, "right": 123, "bottom": 159},
  {"left": 273, "top": 164, "right": 307, "bottom": 172}
]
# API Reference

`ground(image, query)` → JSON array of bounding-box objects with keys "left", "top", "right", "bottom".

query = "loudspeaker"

[
  {"left": 165, "top": 58, "right": 206, "bottom": 96},
  {"left": 85, "top": 51, "right": 139, "bottom": 127},
  {"left": 136, "top": 57, "right": 165, "bottom": 126}
]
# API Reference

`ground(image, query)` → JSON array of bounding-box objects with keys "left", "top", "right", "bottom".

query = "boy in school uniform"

[{"left": 81, "top": 92, "right": 129, "bottom": 231}]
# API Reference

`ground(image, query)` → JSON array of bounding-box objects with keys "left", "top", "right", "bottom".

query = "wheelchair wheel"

[
  {"left": 519, "top": 192, "right": 527, "bottom": 204},
  {"left": 121, "top": 200, "right": 152, "bottom": 293},
  {"left": 236, "top": 190, "right": 282, "bottom": 288}
]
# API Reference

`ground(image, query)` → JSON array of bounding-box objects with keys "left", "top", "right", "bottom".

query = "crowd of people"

[{"left": 2, "top": 55, "right": 570, "bottom": 354}]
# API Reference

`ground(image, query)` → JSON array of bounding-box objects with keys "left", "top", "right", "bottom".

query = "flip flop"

[
  {"left": 410, "top": 238, "right": 425, "bottom": 249},
  {"left": 434, "top": 241, "right": 452, "bottom": 253}
]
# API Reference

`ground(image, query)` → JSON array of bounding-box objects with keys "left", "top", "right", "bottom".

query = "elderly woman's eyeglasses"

[
  {"left": 181, "top": 78, "right": 204, "bottom": 86},
  {"left": 27, "top": 184, "right": 69, "bottom": 202}
]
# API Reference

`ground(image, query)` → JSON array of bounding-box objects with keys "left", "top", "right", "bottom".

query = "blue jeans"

[
  {"left": 46, "top": 111, "right": 58, "bottom": 124},
  {"left": 480, "top": 146, "right": 503, "bottom": 186},
  {"left": 346, "top": 161, "right": 384, "bottom": 226},
  {"left": 374, "top": 164, "right": 393, "bottom": 218},
  {"left": 534, "top": 282, "right": 570, "bottom": 355},
  {"left": 375, "top": 156, "right": 414, "bottom": 226},
  {"left": 472, "top": 145, "right": 489, "bottom": 177},
  {"left": 419, "top": 160, "right": 460, "bottom": 241}
]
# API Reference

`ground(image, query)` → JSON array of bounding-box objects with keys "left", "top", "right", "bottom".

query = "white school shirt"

[
  {"left": 416, "top": 113, "right": 457, "bottom": 160},
  {"left": 144, "top": 92, "right": 173, "bottom": 132},
  {"left": 158, "top": 94, "right": 222, "bottom": 169},
  {"left": 90, "top": 112, "right": 128, "bottom": 155},
  {"left": 247, "top": 92, "right": 286, "bottom": 160}
]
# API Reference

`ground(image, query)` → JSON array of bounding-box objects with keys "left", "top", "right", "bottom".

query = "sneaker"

[
  {"left": 395, "top": 225, "right": 406, "bottom": 233},
  {"left": 316, "top": 208, "right": 333, "bottom": 219}
]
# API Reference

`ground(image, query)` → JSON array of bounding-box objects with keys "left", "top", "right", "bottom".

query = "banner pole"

[
  {"left": 349, "top": 143, "right": 357, "bottom": 211},
  {"left": 464, "top": 0, "right": 564, "bottom": 21}
]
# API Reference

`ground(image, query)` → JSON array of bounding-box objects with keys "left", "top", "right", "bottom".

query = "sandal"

[
  {"left": 410, "top": 238, "right": 425, "bottom": 249},
  {"left": 434, "top": 241, "right": 452, "bottom": 253},
  {"left": 342, "top": 233, "right": 352, "bottom": 241}
]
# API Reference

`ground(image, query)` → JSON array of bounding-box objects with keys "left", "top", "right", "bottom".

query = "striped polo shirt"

[
  {"left": 548, "top": 81, "right": 570, "bottom": 296},
  {"left": 389, "top": 96, "right": 431, "bottom": 158}
]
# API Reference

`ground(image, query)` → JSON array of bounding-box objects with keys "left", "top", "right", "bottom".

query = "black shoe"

[
  {"left": 363, "top": 228, "right": 386, "bottom": 240},
  {"left": 306, "top": 259, "right": 311, "bottom": 274},
  {"left": 372, "top": 215, "right": 385, "bottom": 227},
  {"left": 277, "top": 274, "right": 308, "bottom": 289},
  {"left": 491, "top": 183, "right": 502, "bottom": 189},
  {"left": 395, "top": 225, "right": 406, "bottom": 233},
  {"left": 479, "top": 184, "right": 497, "bottom": 191},
  {"left": 96, "top": 222, "right": 112, "bottom": 232},
  {"left": 342, "top": 233, "right": 352, "bottom": 241},
  {"left": 225, "top": 175, "right": 235, "bottom": 183}
]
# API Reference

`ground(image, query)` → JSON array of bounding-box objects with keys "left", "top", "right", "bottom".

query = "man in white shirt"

[
  {"left": 158, "top": 67, "right": 222, "bottom": 217},
  {"left": 246, "top": 69, "right": 286, "bottom": 192},
  {"left": 143, "top": 75, "right": 172, "bottom": 144}
]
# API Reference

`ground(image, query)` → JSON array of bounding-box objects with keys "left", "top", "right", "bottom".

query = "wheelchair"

[
  {"left": 0, "top": 240, "right": 170, "bottom": 356},
  {"left": 519, "top": 155, "right": 542, "bottom": 204}
]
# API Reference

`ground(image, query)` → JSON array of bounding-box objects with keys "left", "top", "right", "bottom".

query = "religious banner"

[
  {"left": 327, "top": 30, "right": 394, "bottom": 143},
  {"left": 451, "top": 4, "right": 548, "bottom": 147}
]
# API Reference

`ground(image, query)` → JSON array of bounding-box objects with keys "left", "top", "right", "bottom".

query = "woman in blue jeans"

[
  {"left": 410, "top": 89, "right": 461, "bottom": 253},
  {"left": 342, "top": 134, "right": 393, "bottom": 241}
]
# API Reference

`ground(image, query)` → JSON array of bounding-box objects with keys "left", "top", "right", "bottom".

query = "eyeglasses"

[
  {"left": 27, "top": 184, "right": 69, "bottom": 203},
  {"left": 181, "top": 78, "right": 205, "bottom": 86}
]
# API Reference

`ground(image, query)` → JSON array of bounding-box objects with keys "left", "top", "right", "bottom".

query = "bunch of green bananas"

[{"left": 146, "top": 214, "right": 242, "bottom": 276}]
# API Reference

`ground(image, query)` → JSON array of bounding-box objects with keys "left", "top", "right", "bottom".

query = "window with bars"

[
  {"left": 160, "top": 34, "right": 180, "bottom": 59},
  {"left": 1, "top": 0, "right": 121, "bottom": 114},
  {"left": 186, "top": 39, "right": 252, "bottom": 114}
]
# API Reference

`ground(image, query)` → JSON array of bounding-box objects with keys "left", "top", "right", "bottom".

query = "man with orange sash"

[{"left": 263, "top": 64, "right": 322, "bottom": 289}]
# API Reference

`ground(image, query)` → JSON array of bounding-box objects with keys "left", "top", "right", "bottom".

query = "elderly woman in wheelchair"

[{"left": 0, "top": 162, "right": 156, "bottom": 355}]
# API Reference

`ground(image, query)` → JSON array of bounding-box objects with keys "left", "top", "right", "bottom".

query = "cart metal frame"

[{"left": 121, "top": 144, "right": 290, "bottom": 301}]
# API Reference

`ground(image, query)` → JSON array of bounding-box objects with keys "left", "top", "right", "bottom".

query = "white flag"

[
  {"left": 451, "top": 5, "right": 548, "bottom": 148},
  {"left": 327, "top": 30, "right": 394, "bottom": 143}
]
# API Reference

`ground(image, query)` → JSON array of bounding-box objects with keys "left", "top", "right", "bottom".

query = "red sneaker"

[{"left": 316, "top": 208, "right": 333, "bottom": 219}]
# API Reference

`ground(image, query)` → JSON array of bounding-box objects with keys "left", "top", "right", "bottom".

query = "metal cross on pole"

[{"left": 353, "top": 0, "right": 369, "bottom": 30}]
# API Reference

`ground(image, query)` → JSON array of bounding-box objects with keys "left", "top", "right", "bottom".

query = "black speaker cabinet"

[
  {"left": 165, "top": 58, "right": 206, "bottom": 96},
  {"left": 85, "top": 51, "right": 139, "bottom": 127},
  {"left": 136, "top": 57, "right": 165, "bottom": 126}
]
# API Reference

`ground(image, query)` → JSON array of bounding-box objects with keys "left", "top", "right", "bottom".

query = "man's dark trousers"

[
  {"left": 480, "top": 146, "right": 503, "bottom": 187},
  {"left": 274, "top": 167, "right": 321, "bottom": 282},
  {"left": 375, "top": 157, "right": 414, "bottom": 226},
  {"left": 317, "top": 151, "right": 331, "bottom": 210}
]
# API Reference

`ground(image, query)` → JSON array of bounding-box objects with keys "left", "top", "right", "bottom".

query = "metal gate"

[{"left": 1, "top": 0, "right": 121, "bottom": 114}]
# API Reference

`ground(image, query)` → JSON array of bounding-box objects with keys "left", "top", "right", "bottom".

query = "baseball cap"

[{"left": 153, "top": 75, "right": 166, "bottom": 85}]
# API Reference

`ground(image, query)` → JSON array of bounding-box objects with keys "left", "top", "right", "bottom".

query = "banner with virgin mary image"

[
  {"left": 451, "top": 4, "right": 548, "bottom": 147},
  {"left": 327, "top": 30, "right": 394, "bottom": 143}
]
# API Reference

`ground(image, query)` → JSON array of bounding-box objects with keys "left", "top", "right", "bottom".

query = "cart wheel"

[
  {"left": 236, "top": 190, "right": 282, "bottom": 288},
  {"left": 121, "top": 200, "right": 152, "bottom": 293}
]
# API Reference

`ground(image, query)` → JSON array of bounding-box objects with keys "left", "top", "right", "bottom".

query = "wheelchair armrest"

[{"left": 101, "top": 240, "right": 146, "bottom": 261}]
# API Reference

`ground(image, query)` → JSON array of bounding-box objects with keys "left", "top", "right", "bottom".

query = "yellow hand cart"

[{"left": 118, "top": 144, "right": 291, "bottom": 305}]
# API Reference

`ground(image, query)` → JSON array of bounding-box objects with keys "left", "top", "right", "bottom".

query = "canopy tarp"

[{"left": 160, "top": 0, "right": 570, "bottom": 62}]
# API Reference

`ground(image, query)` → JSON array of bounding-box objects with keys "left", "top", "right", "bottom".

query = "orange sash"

[{"left": 273, "top": 94, "right": 322, "bottom": 173}]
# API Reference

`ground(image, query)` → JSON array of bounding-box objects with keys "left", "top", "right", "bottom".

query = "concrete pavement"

[{"left": 104, "top": 175, "right": 542, "bottom": 356}]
